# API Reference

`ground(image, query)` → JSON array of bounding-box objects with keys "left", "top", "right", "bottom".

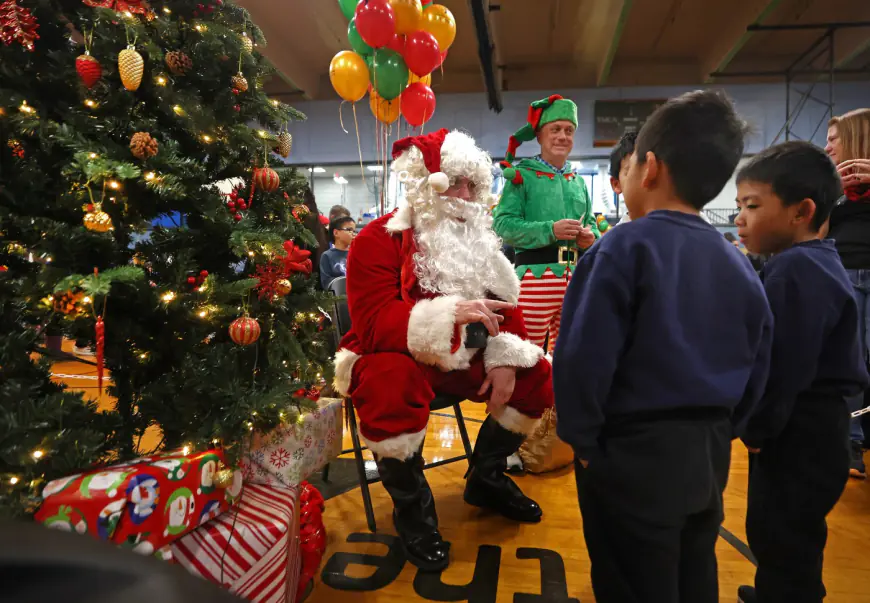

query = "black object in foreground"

[
  {"left": 0, "top": 521, "right": 244, "bottom": 603},
  {"left": 465, "top": 323, "right": 489, "bottom": 348}
]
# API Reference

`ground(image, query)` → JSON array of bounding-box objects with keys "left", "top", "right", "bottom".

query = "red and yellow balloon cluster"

[{"left": 329, "top": 0, "right": 455, "bottom": 127}]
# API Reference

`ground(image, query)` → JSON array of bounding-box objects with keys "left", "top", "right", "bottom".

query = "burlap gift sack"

[{"left": 517, "top": 407, "right": 574, "bottom": 474}]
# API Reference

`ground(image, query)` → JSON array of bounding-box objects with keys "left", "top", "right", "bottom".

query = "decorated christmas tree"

[{"left": 0, "top": 0, "right": 332, "bottom": 518}]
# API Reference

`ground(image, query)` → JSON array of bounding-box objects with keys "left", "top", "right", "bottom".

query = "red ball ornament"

[
  {"left": 200, "top": 270, "right": 208, "bottom": 277},
  {"left": 254, "top": 167, "right": 280, "bottom": 193},
  {"left": 229, "top": 316, "right": 261, "bottom": 346},
  {"left": 76, "top": 53, "right": 102, "bottom": 88},
  {"left": 187, "top": 276, "right": 196, "bottom": 284},
  {"left": 404, "top": 30, "right": 440, "bottom": 77},
  {"left": 294, "top": 388, "right": 307, "bottom": 397},
  {"left": 400, "top": 82, "right": 436, "bottom": 127},
  {"left": 354, "top": 0, "right": 395, "bottom": 49}
]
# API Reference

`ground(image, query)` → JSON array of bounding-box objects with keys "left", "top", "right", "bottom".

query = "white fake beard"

[{"left": 412, "top": 194, "right": 504, "bottom": 299}]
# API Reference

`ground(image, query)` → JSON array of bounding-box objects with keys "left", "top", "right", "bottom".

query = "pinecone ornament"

[
  {"left": 231, "top": 72, "right": 248, "bottom": 93},
  {"left": 118, "top": 45, "right": 144, "bottom": 91},
  {"left": 165, "top": 50, "right": 192, "bottom": 76},
  {"left": 239, "top": 31, "right": 253, "bottom": 53},
  {"left": 275, "top": 132, "right": 292, "bottom": 158},
  {"left": 130, "top": 132, "right": 158, "bottom": 159},
  {"left": 76, "top": 53, "right": 102, "bottom": 88}
]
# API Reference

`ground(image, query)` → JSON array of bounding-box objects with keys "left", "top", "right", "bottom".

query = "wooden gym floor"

[{"left": 50, "top": 347, "right": 870, "bottom": 602}]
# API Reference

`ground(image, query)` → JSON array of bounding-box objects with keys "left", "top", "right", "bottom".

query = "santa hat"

[
  {"left": 500, "top": 95, "right": 578, "bottom": 185},
  {"left": 392, "top": 128, "right": 451, "bottom": 193}
]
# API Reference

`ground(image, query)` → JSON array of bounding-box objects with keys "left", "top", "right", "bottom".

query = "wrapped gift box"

[
  {"left": 34, "top": 449, "right": 243, "bottom": 554},
  {"left": 241, "top": 398, "right": 342, "bottom": 487},
  {"left": 170, "top": 483, "right": 301, "bottom": 603}
]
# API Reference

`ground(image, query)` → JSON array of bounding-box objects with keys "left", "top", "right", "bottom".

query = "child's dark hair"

[
  {"left": 329, "top": 205, "right": 351, "bottom": 222},
  {"left": 609, "top": 132, "right": 637, "bottom": 179},
  {"left": 329, "top": 216, "right": 355, "bottom": 243},
  {"left": 736, "top": 141, "right": 843, "bottom": 232},
  {"left": 635, "top": 90, "right": 746, "bottom": 210}
]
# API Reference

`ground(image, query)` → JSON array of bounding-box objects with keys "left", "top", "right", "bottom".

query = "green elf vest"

[{"left": 493, "top": 94, "right": 600, "bottom": 279}]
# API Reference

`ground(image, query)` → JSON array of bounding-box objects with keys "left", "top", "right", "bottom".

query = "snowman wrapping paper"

[
  {"left": 34, "top": 448, "right": 243, "bottom": 553},
  {"left": 240, "top": 398, "right": 342, "bottom": 488}
]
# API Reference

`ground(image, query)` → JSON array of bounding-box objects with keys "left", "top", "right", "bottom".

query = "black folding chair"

[{"left": 325, "top": 276, "right": 475, "bottom": 532}]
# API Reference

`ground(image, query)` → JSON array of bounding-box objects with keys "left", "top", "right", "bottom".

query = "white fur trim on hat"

[
  {"left": 490, "top": 406, "right": 539, "bottom": 436},
  {"left": 428, "top": 172, "right": 449, "bottom": 193},
  {"left": 361, "top": 427, "right": 427, "bottom": 461},
  {"left": 333, "top": 348, "right": 360, "bottom": 397},
  {"left": 407, "top": 295, "right": 478, "bottom": 371},
  {"left": 484, "top": 333, "right": 543, "bottom": 372}
]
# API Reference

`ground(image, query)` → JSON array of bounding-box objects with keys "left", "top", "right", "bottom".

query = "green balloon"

[
  {"left": 338, "top": 0, "right": 358, "bottom": 21},
  {"left": 371, "top": 49, "right": 409, "bottom": 101},
  {"left": 348, "top": 19, "right": 372, "bottom": 57}
]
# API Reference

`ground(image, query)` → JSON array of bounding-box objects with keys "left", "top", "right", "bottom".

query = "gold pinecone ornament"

[
  {"left": 84, "top": 203, "right": 114, "bottom": 232},
  {"left": 130, "top": 132, "right": 158, "bottom": 159},
  {"left": 239, "top": 32, "right": 253, "bottom": 53},
  {"left": 275, "top": 132, "right": 292, "bottom": 158},
  {"left": 118, "top": 45, "right": 144, "bottom": 91},
  {"left": 231, "top": 72, "right": 248, "bottom": 93},
  {"left": 165, "top": 50, "right": 192, "bottom": 76}
]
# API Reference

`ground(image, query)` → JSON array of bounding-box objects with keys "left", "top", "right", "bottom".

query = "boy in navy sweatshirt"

[
  {"left": 733, "top": 142, "right": 870, "bottom": 603},
  {"left": 553, "top": 90, "right": 773, "bottom": 603}
]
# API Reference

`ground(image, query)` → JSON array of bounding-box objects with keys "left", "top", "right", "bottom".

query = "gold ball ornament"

[
  {"left": 118, "top": 45, "right": 145, "bottom": 91},
  {"left": 275, "top": 279, "right": 292, "bottom": 297},
  {"left": 240, "top": 32, "right": 253, "bottom": 53},
  {"left": 229, "top": 315, "right": 260, "bottom": 346},
  {"left": 84, "top": 204, "right": 114, "bottom": 233},
  {"left": 231, "top": 72, "right": 248, "bottom": 93},
  {"left": 253, "top": 166, "right": 280, "bottom": 192},
  {"left": 275, "top": 132, "right": 292, "bottom": 158},
  {"left": 214, "top": 467, "right": 235, "bottom": 489}
]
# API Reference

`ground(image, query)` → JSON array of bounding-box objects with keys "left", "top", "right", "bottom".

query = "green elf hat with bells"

[{"left": 500, "top": 94, "right": 578, "bottom": 185}]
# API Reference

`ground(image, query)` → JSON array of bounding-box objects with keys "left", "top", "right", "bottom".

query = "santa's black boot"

[
  {"left": 376, "top": 453, "right": 450, "bottom": 571},
  {"left": 463, "top": 416, "right": 542, "bottom": 523}
]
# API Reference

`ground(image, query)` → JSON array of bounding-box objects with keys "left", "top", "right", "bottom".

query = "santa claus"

[{"left": 333, "top": 128, "right": 553, "bottom": 571}]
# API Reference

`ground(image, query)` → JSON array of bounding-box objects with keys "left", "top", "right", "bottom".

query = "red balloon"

[
  {"left": 387, "top": 33, "right": 406, "bottom": 54},
  {"left": 354, "top": 0, "right": 396, "bottom": 49},
  {"left": 404, "top": 30, "right": 441, "bottom": 76},
  {"left": 401, "top": 82, "right": 436, "bottom": 126}
]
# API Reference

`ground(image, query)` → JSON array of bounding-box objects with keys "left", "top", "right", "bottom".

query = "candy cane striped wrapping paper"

[{"left": 171, "top": 483, "right": 301, "bottom": 603}]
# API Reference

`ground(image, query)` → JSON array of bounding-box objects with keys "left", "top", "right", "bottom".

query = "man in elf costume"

[
  {"left": 333, "top": 128, "right": 553, "bottom": 571},
  {"left": 494, "top": 95, "right": 600, "bottom": 353}
]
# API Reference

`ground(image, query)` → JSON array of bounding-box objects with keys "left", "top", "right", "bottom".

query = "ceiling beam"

[
  {"left": 235, "top": 0, "right": 341, "bottom": 100},
  {"left": 700, "top": 0, "right": 785, "bottom": 83},
  {"left": 467, "top": 0, "right": 503, "bottom": 112},
  {"left": 596, "top": 0, "right": 633, "bottom": 87}
]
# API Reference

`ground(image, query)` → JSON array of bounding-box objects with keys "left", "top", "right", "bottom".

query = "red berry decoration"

[
  {"left": 234, "top": 104, "right": 241, "bottom": 112},
  {"left": 238, "top": 201, "right": 247, "bottom": 210},
  {"left": 234, "top": 213, "right": 243, "bottom": 221},
  {"left": 229, "top": 316, "right": 260, "bottom": 346},
  {"left": 253, "top": 167, "right": 280, "bottom": 193},
  {"left": 200, "top": 270, "right": 208, "bottom": 277},
  {"left": 227, "top": 201, "right": 236, "bottom": 211},
  {"left": 76, "top": 53, "right": 102, "bottom": 88},
  {"left": 187, "top": 276, "right": 196, "bottom": 284}
]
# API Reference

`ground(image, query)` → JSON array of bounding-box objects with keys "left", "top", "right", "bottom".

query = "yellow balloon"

[
  {"left": 408, "top": 72, "right": 432, "bottom": 86},
  {"left": 421, "top": 4, "right": 456, "bottom": 51},
  {"left": 329, "top": 51, "right": 370, "bottom": 103},
  {"left": 389, "top": 0, "right": 423, "bottom": 35},
  {"left": 370, "top": 90, "right": 401, "bottom": 124}
]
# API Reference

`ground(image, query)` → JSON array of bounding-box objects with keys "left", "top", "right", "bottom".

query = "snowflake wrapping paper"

[
  {"left": 169, "top": 483, "right": 301, "bottom": 603},
  {"left": 241, "top": 398, "right": 343, "bottom": 487},
  {"left": 34, "top": 449, "right": 243, "bottom": 554}
]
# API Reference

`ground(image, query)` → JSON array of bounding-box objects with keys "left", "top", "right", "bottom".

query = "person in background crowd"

[
  {"left": 301, "top": 186, "right": 329, "bottom": 274},
  {"left": 554, "top": 90, "right": 771, "bottom": 603},
  {"left": 610, "top": 132, "right": 637, "bottom": 226},
  {"left": 826, "top": 108, "right": 870, "bottom": 478},
  {"left": 494, "top": 95, "right": 599, "bottom": 354},
  {"left": 734, "top": 141, "right": 869, "bottom": 603},
  {"left": 320, "top": 216, "right": 355, "bottom": 290},
  {"left": 329, "top": 204, "right": 351, "bottom": 222},
  {"left": 724, "top": 231, "right": 743, "bottom": 249}
]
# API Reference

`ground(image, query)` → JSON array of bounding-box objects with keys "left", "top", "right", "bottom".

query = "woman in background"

[
  {"left": 300, "top": 186, "right": 329, "bottom": 279},
  {"left": 826, "top": 108, "right": 870, "bottom": 478}
]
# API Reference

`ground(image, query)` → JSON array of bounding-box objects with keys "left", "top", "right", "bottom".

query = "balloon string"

[
  {"left": 352, "top": 102, "right": 366, "bottom": 184},
  {"left": 339, "top": 101, "right": 349, "bottom": 135}
]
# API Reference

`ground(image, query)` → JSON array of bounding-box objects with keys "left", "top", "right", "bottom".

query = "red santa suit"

[{"left": 333, "top": 129, "right": 554, "bottom": 462}]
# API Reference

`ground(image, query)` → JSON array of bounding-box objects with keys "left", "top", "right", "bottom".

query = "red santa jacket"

[{"left": 333, "top": 209, "right": 543, "bottom": 396}]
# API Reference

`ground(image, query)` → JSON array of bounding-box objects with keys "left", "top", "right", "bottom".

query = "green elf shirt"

[{"left": 493, "top": 157, "right": 600, "bottom": 279}]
